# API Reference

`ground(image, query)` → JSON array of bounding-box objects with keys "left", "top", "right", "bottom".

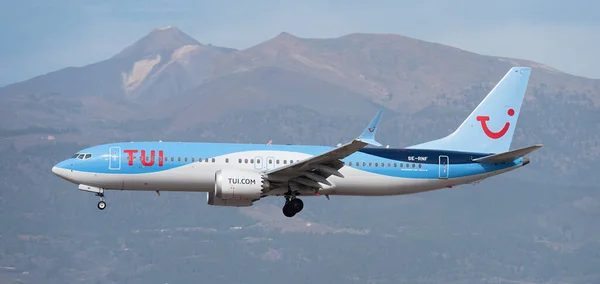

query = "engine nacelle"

[
  {"left": 207, "top": 169, "right": 266, "bottom": 207},
  {"left": 206, "top": 193, "right": 254, "bottom": 207}
]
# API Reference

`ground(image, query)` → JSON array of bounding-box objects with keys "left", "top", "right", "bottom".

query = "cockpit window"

[{"left": 72, "top": 153, "right": 93, "bottom": 160}]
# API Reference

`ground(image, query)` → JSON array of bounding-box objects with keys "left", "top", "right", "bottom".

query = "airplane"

[{"left": 52, "top": 66, "right": 541, "bottom": 217}]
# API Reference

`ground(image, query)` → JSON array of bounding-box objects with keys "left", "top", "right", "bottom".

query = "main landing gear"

[{"left": 282, "top": 195, "right": 304, "bottom": 217}]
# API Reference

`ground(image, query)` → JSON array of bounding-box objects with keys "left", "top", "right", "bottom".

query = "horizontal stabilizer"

[{"left": 473, "top": 144, "right": 543, "bottom": 164}]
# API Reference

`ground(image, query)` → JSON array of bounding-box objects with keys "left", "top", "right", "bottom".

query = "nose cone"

[{"left": 52, "top": 161, "right": 72, "bottom": 181}]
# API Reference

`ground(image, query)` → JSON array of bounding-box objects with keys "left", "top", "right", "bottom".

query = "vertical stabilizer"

[{"left": 408, "top": 67, "right": 531, "bottom": 154}]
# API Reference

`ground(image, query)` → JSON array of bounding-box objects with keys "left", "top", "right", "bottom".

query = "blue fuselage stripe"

[{"left": 55, "top": 142, "right": 519, "bottom": 179}]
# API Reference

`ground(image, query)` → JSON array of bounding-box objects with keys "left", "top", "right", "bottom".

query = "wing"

[{"left": 263, "top": 110, "right": 384, "bottom": 190}]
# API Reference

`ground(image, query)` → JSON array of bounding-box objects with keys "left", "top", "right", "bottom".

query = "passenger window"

[
  {"left": 400, "top": 163, "right": 403, "bottom": 167},
  {"left": 244, "top": 159, "right": 248, "bottom": 163},
  {"left": 199, "top": 157, "right": 202, "bottom": 162},
  {"left": 192, "top": 157, "right": 195, "bottom": 162},
  {"left": 375, "top": 162, "right": 378, "bottom": 167},
  {"left": 238, "top": 159, "right": 242, "bottom": 163},
  {"left": 412, "top": 164, "right": 415, "bottom": 168},
  {"left": 269, "top": 159, "right": 273, "bottom": 164},
  {"left": 212, "top": 158, "right": 215, "bottom": 163},
  {"left": 171, "top": 157, "right": 174, "bottom": 162},
  {"left": 349, "top": 162, "right": 353, "bottom": 166},
  {"left": 205, "top": 158, "right": 208, "bottom": 163},
  {"left": 394, "top": 163, "right": 397, "bottom": 167},
  {"left": 289, "top": 160, "right": 293, "bottom": 164},
  {"left": 178, "top": 157, "right": 181, "bottom": 162},
  {"left": 276, "top": 160, "right": 280, "bottom": 164},
  {"left": 418, "top": 164, "right": 422, "bottom": 168},
  {"left": 257, "top": 159, "right": 261, "bottom": 164},
  {"left": 225, "top": 158, "right": 229, "bottom": 163},
  {"left": 283, "top": 160, "right": 287, "bottom": 164},
  {"left": 251, "top": 159, "right": 255, "bottom": 163},
  {"left": 185, "top": 157, "right": 188, "bottom": 162},
  {"left": 406, "top": 163, "right": 409, "bottom": 167},
  {"left": 387, "top": 163, "right": 391, "bottom": 167}
]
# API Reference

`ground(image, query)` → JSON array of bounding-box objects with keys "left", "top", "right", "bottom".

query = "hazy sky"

[{"left": 1, "top": 0, "right": 599, "bottom": 86}]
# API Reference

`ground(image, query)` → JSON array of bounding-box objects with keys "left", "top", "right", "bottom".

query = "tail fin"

[{"left": 408, "top": 67, "right": 531, "bottom": 154}]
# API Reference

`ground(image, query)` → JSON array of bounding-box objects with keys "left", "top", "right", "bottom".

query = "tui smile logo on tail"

[{"left": 476, "top": 108, "right": 515, "bottom": 139}]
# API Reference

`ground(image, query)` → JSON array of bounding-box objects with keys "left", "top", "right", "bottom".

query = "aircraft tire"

[
  {"left": 282, "top": 203, "right": 296, "bottom": 217},
  {"left": 290, "top": 198, "right": 303, "bottom": 213},
  {"left": 97, "top": 200, "right": 106, "bottom": 210}
]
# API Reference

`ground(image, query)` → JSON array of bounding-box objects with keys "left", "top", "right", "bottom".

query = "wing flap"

[
  {"left": 264, "top": 110, "right": 383, "bottom": 186},
  {"left": 472, "top": 144, "right": 543, "bottom": 164},
  {"left": 265, "top": 138, "right": 368, "bottom": 178}
]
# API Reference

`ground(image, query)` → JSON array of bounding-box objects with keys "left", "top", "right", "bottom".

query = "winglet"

[{"left": 357, "top": 110, "right": 383, "bottom": 146}]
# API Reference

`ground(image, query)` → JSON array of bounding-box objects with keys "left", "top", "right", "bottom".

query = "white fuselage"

[{"left": 54, "top": 150, "right": 523, "bottom": 197}]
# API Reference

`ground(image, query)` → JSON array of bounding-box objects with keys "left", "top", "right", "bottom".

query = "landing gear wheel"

[
  {"left": 282, "top": 204, "right": 296, "bottom": 217},
  {"left": 290, "top": 198, "right": 303, "bottom": 213},
  {"left": 282, "top": 198, "right": 304, "bottom": 217},
  {"left": 97, "top": 200, "right": 106, "bottom": 210}
]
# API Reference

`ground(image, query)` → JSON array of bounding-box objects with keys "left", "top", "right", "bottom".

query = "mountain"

[
  {"left": 211, "top": 31, "right": 599, "bottom": 107},
  {"left": 1, "top": 27, "right": 599, "bottom": 283},
  {"left": 0, "top": 26, "right": 235, "bottom": 113}
]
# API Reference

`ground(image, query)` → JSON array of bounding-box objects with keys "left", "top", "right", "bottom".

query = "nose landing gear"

[
  {"left": 78, "top": 184, "right": 108, "bottom": 211},
  {"left": 96, "top": 193, "right": 106, "bottom": 210}
]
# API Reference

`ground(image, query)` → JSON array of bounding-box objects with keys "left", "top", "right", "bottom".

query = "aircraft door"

[
  {"left": 108, "top": 146, "right": 121, "bottom": 170},
  {"left": 438, "top": 155, "right": 449, "bottom": 179},
  {"left": 265, "top": 156, "right": 274, "bottom": 170},
  {"left": 254, "top": 156, "right": 263, "bottom": 170}
]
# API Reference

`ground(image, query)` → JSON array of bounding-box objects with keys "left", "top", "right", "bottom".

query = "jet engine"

[{"left": 206, "top": 169, "right": 268, "bottom": 207}]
